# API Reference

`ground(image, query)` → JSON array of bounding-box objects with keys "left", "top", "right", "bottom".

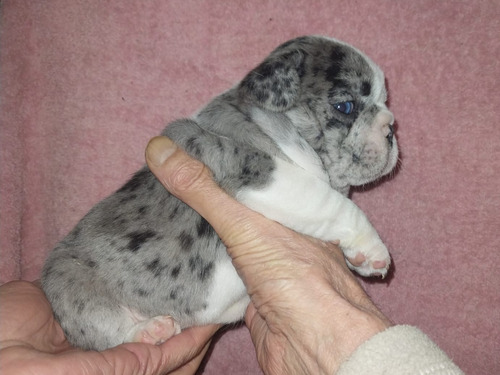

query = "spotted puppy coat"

[{"left": 42, "top": 36, "right": 398, "bottom": 350}]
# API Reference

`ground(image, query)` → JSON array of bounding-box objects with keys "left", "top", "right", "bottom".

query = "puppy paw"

[
  {"left": 125, "top": 315, "right": 181, "bottom": 345},
  {"left": 342, "top": 241, "right": 391, "bottom": 278}
]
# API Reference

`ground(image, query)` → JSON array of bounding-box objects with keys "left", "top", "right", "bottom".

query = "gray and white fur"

[{"left": 42, "top": 36, "right": 398, "bottom": 350}]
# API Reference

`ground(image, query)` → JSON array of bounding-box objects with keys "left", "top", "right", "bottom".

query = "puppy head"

[{"left": 239, "top": 36, "right": 398, "bottom": 190}]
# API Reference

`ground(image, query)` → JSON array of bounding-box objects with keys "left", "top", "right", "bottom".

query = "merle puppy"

[{"left": 42, "top": 35, "right": 398, "bottom": 350}]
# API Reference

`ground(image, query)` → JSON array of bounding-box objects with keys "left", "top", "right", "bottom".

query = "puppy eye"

[{"left": 333, "top": 101, "right": 354, "bottom": 115}]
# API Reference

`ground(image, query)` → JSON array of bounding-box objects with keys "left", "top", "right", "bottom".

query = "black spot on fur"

[
  {"left": 240, "top": 154, "right": 258, "bottom": 185},
  {"left": 254, "top": 90, "right": 270, "bottom": 104},
  {"left": 178, "top": 231, "right": 194, "bottom": 251},
  {"left": 80, "top": 328, "right": 86, "bottom": 336},
  {"left": 119, "top": 194, "right": 137, "bottom": 204},
  {"left": 257, "top": 60, "right": 282, "bottom": 80},
  {"left": 217, "top": 138, "right": 224, "bottom": 152},
  {"left": 188, "top": 256, "right": 213, "bottom": 282},
  {"left": 273, "top": 96, "right": 288, "bottom": 109},
  {"left": 125, "top": 230, "right": 157, "bottom": 252},
  {"left": 69, "top": 226, "right": 82, "bottom": 240},
  {"left": 327, "top": 116, "right": 354, "bottom": 129},
  {"left": 325, "top": 49, "right": 345, "bottom": 82},
  {"left": 199, "top": 262, "right": 214, "bottom": 282},
  {"left": 146, "top": 177, "right": 158, "bottom": 191},
  {"left": 295, "top": 58, "right": 306, "bottom": 78},
  {"left": 170, "top": 290, "right": 178, "bottom": 300},
  {"left": 272, "top": 81, "right": 282, "bottom": 95},
  {"left": 168, "top": 206, "right": 179, "bottom": 220},
  {"left": 146, "top": 257, "right": 165, "bottom": 277},
  {"left": 137, "top": 206, "right": 148, "bottom": 216},
  {"left": 186, "top": 137, "right": 203, "bottom": 158},
  {"left": 197, "top": 218, "right": 215, "bottom": 238},
  {"left": 171, "top": 264, "right": 182, "bottom": 278},
  {"left": 326, "top": 118, "right": 342, "bottom": 129},
  {"left": 76, "top": 300, "right": 85, "bottom": 314},
  {"left": 135, "top": 288, "right": 149, "bottom": 297},
  {"left": 189, "top": 255, "right": 203, "bottom": 273},
  {"left": 361, "top": 81, "right": 371, "bottom": 96},
  {"left": 168, "top": 203, "right": 187, "bottom": 220},
  {"left": 238, "top": 152, "right": 273, "bottom": 187},
  {"left": 85, "top": 259, "right": 97, "bottom": 268},
  {"left": 327, "top": 81, "right": 351, "bottom": 100}
]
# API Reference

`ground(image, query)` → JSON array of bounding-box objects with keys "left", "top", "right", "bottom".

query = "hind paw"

[{"left": 125, "top": 315, "right": 181, "bottom": 345}]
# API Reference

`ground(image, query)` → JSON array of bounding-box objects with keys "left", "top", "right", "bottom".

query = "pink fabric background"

[{"left": 1, "top": 1, "right": 499, "bottom": 374}]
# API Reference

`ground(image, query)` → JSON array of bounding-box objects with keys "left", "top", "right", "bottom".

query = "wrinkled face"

[{"left": 240, "top": 36, "right": 399, "bottom": 191}]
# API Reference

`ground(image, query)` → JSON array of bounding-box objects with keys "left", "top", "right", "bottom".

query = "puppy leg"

[
  {"left": 237, "top": 158, "right": 391, "bottom": 277},
  {"left": 42, "top": 252, "right": 173, "bottom": 350}
]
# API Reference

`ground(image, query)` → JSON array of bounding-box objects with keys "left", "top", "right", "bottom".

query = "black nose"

[{"left": 386, "top": 125, "right": 394, "bottom": 146}]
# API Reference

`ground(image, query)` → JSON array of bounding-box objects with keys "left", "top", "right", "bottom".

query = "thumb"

[{"left": 145, "top": 136, "right": 265, "bottom": 249}]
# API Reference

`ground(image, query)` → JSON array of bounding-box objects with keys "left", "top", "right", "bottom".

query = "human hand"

[
  {"left": 0, "top": 280, "right": 218, "bottom": 375},
  {"left": 145, "top": 136, "right": 392, "bottom": 375}
]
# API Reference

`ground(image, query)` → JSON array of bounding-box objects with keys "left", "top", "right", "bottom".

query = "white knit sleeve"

[{"left": 336, "top": 325, "right": 464, "bottom": 375}]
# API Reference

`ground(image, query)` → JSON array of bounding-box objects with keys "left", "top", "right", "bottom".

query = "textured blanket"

[{"left": 1, "top": 1, "right": 499, "bottom": 374}]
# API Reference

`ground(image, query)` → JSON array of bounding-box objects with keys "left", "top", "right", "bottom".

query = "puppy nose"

[
  {"left": 386, "top": 125, "right": 394, "bottom": 146},
  {"left": 375, "top": 110, "right": 395, "bottom": 145}
]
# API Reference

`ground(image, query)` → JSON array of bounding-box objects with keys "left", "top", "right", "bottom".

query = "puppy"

[{"left": 42, "top": 35, "right": 398, "bottom": 350}]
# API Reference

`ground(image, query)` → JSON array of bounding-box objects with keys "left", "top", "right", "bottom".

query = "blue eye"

[{"left": 334, "top": 101, "right": 354, "bottom": 115}]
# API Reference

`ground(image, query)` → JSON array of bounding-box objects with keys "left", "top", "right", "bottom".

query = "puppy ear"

[{"left": 239, "top": 49, "right": 305, "bottom": 112}]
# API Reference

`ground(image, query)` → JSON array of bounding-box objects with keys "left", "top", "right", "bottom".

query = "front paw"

[{"left": 342, "top": 241, "right": 391, "bottom": 278}]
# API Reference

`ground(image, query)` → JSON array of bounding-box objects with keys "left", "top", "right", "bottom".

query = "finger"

[
  {"left": 145, "top": 136, "right": 268, "bottom": 248},
  {"left": 77, "top": 325, "right": 219, "bottom": 375},
  {"left": 168, "top": 340, "right": 211, "bottom": 375},
  {"left": 0, "top": 281, "right": 69, "bottom": 353},
  {"left": 158, "top": 324, "right": 219, "bottom": 365},
  {"left": 125, "top": 324, "right": 219, "bottom": 375}
]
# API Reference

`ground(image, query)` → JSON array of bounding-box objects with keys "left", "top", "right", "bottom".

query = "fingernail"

[{"left": 146, "top": 136, "right": 177, "bottom": 167}]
